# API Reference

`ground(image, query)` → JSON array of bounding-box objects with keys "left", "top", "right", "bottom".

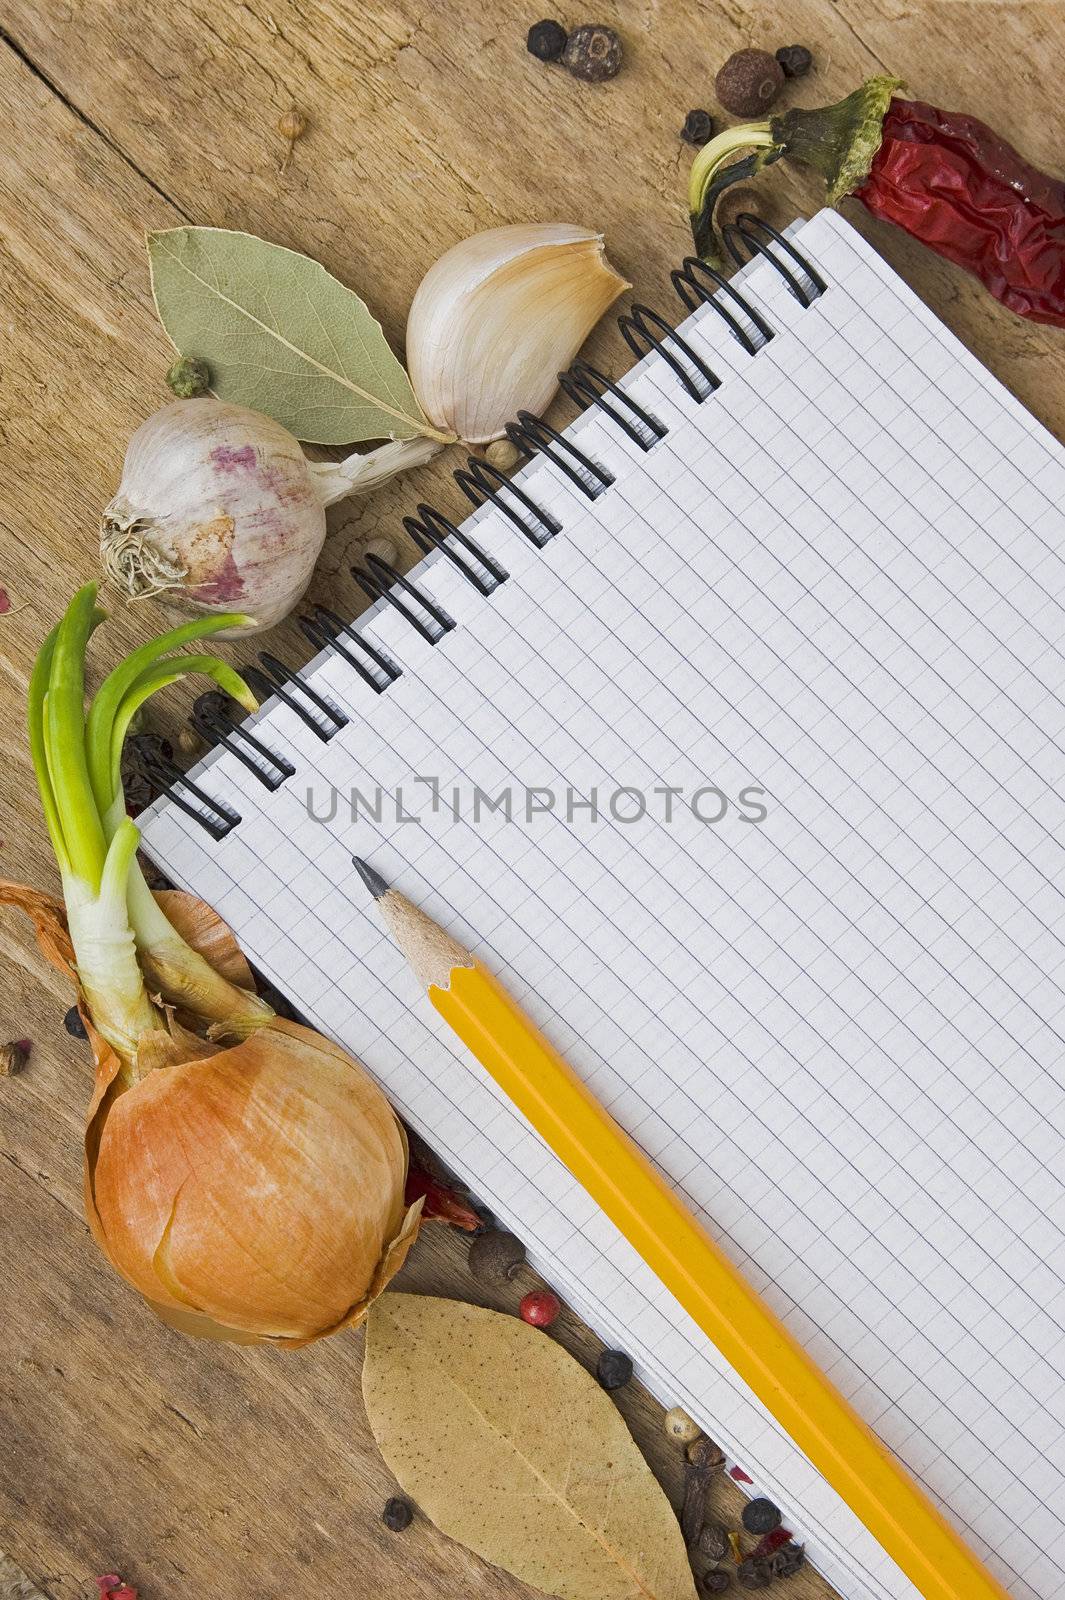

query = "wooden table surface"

[{"left": 2, "top": 2, "right": 1063, "bottom": 1597}]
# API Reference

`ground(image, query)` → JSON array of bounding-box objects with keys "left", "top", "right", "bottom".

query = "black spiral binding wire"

[
  {"left": 617, "top": 305, "right": 720, "bottom": 401},
  {"left": 140, "top": 743, "right": 242, "bottom": 841},
  {"left": 505, "top": 410, "right": 615, "bottom": 500},
  {"left": 557, "top": 361, "right": 668, "bottom": 452},
  {"left": 671, "top": 259, "right": 775, "bottom": 353},
  {"left": 352, "top": 551, "right": 456, "bottom": 643},
  {"left": 403, "top": 504, "right": 509, "bottom": 596},
  {"left": 299, "top": 605, "right": 402, "bottom": 693},
  {"left": 454, "top": 456, "right": 561, "bottom": 549},
  {"left": 191, "top": 695, "right": 295, "bottom": 790},
  {"left": 242, "top": 653, "right": 347, "bottom": 742},
  {"left": 722, "top": 214, "right": 827, "bottom": 308},
  {"left": 160, "top": 226, "right": 827, "bottom": 837}
]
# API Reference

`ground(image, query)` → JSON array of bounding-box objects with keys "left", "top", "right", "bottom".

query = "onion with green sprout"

[{"left": 5, "top": 585, "right": 420, "bottom": 1344}]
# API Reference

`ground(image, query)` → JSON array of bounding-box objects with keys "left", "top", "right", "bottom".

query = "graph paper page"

[{"left": 140, "top": 211, "right": 1065, "bottom": 1600}]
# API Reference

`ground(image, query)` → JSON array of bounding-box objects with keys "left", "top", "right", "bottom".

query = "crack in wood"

[{"left": 0, "top": 24, "right": 192, "bottom": 221}]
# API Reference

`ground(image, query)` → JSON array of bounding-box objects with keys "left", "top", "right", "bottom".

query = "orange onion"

[
  {"left": 2, "top": 878, "right": 421, "bottom": 1346},
  {"left": 86, "top": 1018, "right": 419, "bottom": 1345}
]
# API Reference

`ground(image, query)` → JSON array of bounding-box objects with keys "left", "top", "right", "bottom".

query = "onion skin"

[
  {"left": 0, "top": 875, "right": 421, "bottom": 1347},
  {"left": 100, "top": 400, "right": 327, "bottom": 636},
  {"left": 88, "top": 1018, "right": 419, "bottom": 1345}
]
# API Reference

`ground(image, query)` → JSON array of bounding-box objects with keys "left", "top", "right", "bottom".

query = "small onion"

[
  {"left": 87, "top": 1018, "right": 421, "bottom": 1346},
  {"left": 100, "top": 399, "right": 438, "bottom": 636}
]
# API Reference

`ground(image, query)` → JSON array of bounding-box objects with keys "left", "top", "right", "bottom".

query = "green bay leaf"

[{"left": 148, "top": 227, "right": 447, "bottom": 446}]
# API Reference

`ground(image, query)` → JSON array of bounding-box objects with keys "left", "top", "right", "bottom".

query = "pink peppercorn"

[{"left": 520, "top": 1289, "right": 561, "bottom": 1327}]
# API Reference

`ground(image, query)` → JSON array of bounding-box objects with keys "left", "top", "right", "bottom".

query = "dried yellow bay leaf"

[{"left": 363, "top": 1294, "right": 698, "bottom": 1600}]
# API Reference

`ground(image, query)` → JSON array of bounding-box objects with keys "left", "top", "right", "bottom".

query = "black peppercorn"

[
  {"left": 561, "top": 23, "right": 623, "bottom": 82},
  {"left": 382, "top": 1496, "right": 413, "bottom": 1531},
  {"left": 775, "top": 45, "right": 813, "bottom": 78},
  {"left": 121, "top": 731, "right": 175, "bottom": 816},
  {"left": 741, "top": 1497, "right": 782, "bottom": 1535},
  {"left": 701, "top": 1572, "right": 732, "bottom": 1595},
  {"left": 192, "top": 689, "right": 235, "bottom": 737},
  {"left": 467, "top": 1229, "right": 526, "bottom": 1284},
  {"left": 736, "top": 1558, "right": 772, "bottom": 1591},
  {"left": 596, "top": 1349, "right": 633, "bottom": 1390},
  {"left": 680, "top": 109, "right": 715, "bottom": 147},
  {"left": 63, "top": 1005, "right": 88, "bottom": 1040},
  {"left": 769, "top": 1542, "right": 806, "bottom": 1579},
  {"left": 526, "top": 18, "right": 568, "bottom": 61}
]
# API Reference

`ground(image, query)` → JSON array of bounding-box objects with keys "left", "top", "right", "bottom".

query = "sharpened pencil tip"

[{"left": 352, "top": 856, "right": 390, "bottom": 900}]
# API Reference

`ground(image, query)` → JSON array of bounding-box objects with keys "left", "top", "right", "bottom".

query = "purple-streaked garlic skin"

[{"left": 100, "top": 399, "right": 328, "bottom": 636}]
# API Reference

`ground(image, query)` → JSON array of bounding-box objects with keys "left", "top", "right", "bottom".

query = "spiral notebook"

[{"left": 137, "top": 209, "right": 1065, "bottom": 1600}]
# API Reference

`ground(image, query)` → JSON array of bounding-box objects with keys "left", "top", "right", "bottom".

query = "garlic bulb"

[
  {"left": 100, "top": 399, "right": 438, "bottom": 636},
  {"left": 88, "top": 1018, "right": 421, "bottom": 1346},
  {"left": 406, "top": 223, "right": 629, "bottom": 444}
]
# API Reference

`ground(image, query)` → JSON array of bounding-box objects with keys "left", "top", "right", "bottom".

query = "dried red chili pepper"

[
  {"left": 688, "top": 75, "right": 1065, "bottom": 326},
  {"left": 404, "top": 1161, "right": 483, "bottom": 1231}
]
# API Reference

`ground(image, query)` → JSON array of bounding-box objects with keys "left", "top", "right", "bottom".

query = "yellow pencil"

[{"left": 354, "top": 858, "right": 1013, "bottom": 1600}]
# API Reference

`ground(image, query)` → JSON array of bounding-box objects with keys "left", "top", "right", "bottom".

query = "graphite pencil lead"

[{"left": 352, "top": 856, "right": 391, "bottom": 900}]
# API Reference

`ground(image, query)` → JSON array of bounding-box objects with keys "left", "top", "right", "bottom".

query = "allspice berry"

[
  {"left": 526, "top": 18, "right": 568, "bottom": 62},
  {"left": 664, "top": 1405, "right": 701, "bottom": 1443},
  {"left": 561, "top": 23, "right": 623, "bottom": 82},
  {"left": 715, "top": 49, "right": 784, "bottom": 117},
  {"left": 467, "top": 1228, "right": 526, "bottom": 1284},
  {"left": 165, "top": 355, "right": 211, "bottom": 399},
  {"left": 741, "top": 1497, "right": 782, "bottom": 1535}
]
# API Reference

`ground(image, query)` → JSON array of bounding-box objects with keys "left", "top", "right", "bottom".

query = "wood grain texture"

[{"left": 1, "top": 2, "right": 1063, "bottom": 1596}]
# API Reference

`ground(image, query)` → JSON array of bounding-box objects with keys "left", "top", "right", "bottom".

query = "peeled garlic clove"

[{"left": 406, "top": 223, "right": 629, "bottom": 445}]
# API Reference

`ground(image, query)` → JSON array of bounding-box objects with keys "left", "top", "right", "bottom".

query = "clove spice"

[{"left": 682, "top": 1434, "right": 725, "bottom": 1547}]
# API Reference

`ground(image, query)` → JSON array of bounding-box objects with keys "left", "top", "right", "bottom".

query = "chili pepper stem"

[
  {"left": 688, "top": 126, "right": 779, "bottom": 264},
  {"left": 687, "top": 74, "right": 903, "bottom": 266},
  {"left": 770, "top": 74, "right": 903, "bottom": 202}
]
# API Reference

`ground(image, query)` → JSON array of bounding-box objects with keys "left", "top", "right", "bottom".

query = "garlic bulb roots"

[{"left": 100, "top": 400, "right": 439, "bottom": 636}]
